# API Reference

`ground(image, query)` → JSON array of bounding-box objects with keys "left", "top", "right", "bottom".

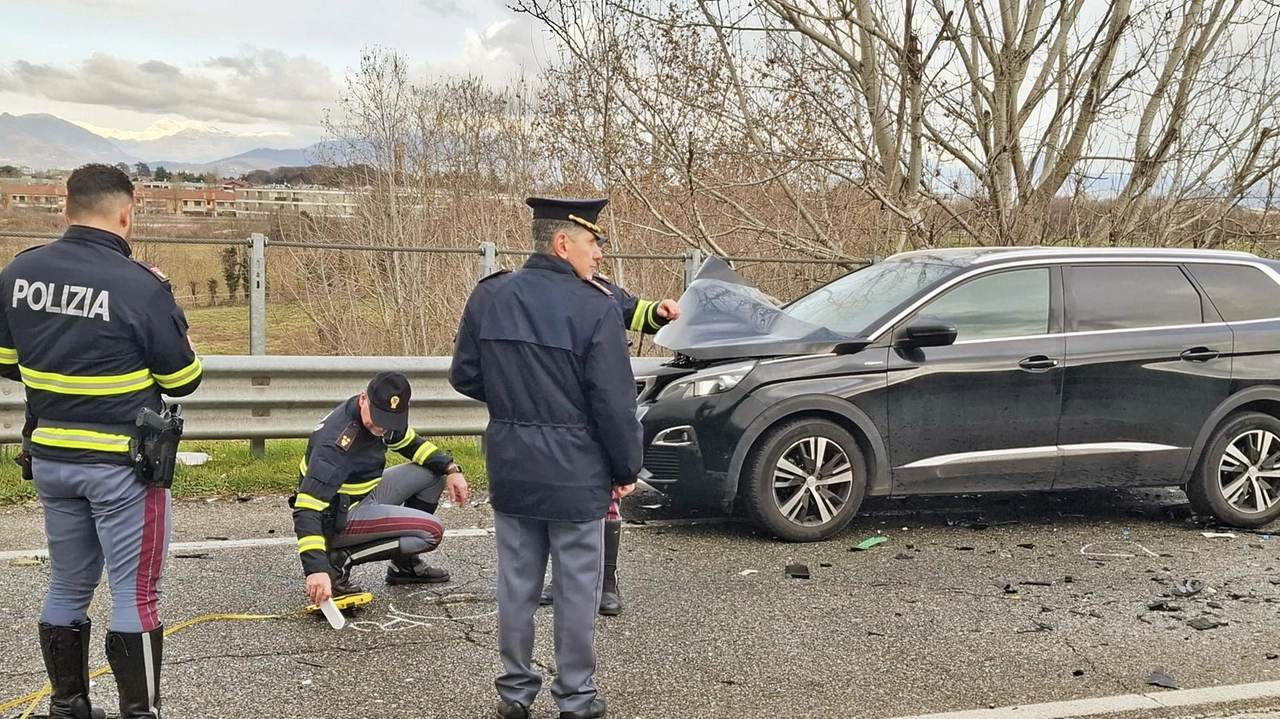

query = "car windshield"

[{"left": 783, "top": 259, "right": 957, "bottom": 334}]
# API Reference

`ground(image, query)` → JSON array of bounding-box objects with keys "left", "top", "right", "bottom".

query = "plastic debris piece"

[
  {"left": 819, "top": 562, "right": 833, "bottom": 568},
  {"left": 1147, "top": 668, "right": 1178, "bottom": 689},
  {"left": 739, "top": 569, "right": 758, "bottom": 576},
  {"left": 851, "top": 537, "right": 888, "bottom": 551},
  {"left": 1187, "top": 617, "right": 1226, "bottom": 630},
  {"left": 1202, "top": 532, "right": 1236, "bottom": 539},
  {"left": 1147, "top": 601, "right": 1182, "bottom": 612},
  {"left": 1172, "top": 578, "right": 1203, "bottom": 597},
  {"left": 785, "top": 564, "right": 810, "bottom": 580}
]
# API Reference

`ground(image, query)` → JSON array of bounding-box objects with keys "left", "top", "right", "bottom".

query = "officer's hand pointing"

[
  {"left": 656, "top": 299, "right": 680, "bottom": 321},
  {"left": 446, "top": 471, "right": 469, "bottom": 504},
  {"left": 306, "top": 572, "right": 332, "bottom": 605}
]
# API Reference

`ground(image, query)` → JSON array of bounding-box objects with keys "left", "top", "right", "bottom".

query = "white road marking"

[
  {"left": 882, "top": 680, "right": 1280, "bottom": 719},
  {"left": 0, "top": 517, "right": 738, "bottom": 562}
]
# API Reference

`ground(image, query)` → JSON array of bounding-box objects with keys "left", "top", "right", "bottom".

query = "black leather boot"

[
  {"left": 105, "top": 628, "right": 162, "bottom": 718},
  {"left": 599, "top": 520, "right": 623, "bottom": 616},
  {"left": 38, "top": 621, "right": 106, "bottom": 719},
  {"left": 560, "top": 697, "right": 607, "bottom": 719},
  {"left": 329, "top": 540, "right": 402, "bottom": 595}
]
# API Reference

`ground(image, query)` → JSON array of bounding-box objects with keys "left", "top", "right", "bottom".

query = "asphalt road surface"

[{"left": 1, "top": 486, "right": 1278, "bottom": 719}]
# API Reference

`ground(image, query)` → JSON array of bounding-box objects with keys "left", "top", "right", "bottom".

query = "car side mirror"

[{"left": 895, "top": 316, "right": 958, "bottom": 349}]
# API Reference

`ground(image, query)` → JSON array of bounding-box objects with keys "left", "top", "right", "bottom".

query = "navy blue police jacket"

[
  {"left": 449, "top": 253, "right": 643, "bottom": 522},
  {"left": 0, "top": 226, "right": 202, "bottom": 465},
  {"left": 291, "top": 395, "right": 456, "bottom": 576}
]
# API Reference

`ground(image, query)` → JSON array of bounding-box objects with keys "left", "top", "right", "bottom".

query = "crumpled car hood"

[{"left": 653, "top": 256, "right": 866, "bottom": 361}]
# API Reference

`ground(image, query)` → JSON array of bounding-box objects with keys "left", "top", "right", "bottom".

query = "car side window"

[
  {"left": 914, "top": 268, "right": 1050, "bottom": 341},
  {"left": 1068, "top": 265, "right": 1201, "bottom": 332},
  {"left": 1185, "top": 263, "right": 1280, "bottom": 322}
]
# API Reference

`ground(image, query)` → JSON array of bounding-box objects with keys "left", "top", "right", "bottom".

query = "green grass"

[
  {"left": 0, "top": 437, "right": 486, "bottom": 505},
  {"left": 184, "top": 303, "right": 321, "bottom": 355}
]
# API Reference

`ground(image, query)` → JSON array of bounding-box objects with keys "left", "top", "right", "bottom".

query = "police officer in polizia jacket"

[
  {"left": 0, "top": 164, "right": 203, "bottom": 719},
  {"left": 538, "top": 271, "right": 680, "bottom": 616},
  {"left": 293, "top": 370, "right": 469, "bottom": 607},
  {"left": 450, "top": 196, "right": 643, "bottom": 719}
]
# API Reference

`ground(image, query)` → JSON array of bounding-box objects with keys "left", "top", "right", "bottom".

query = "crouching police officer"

[
  {"left": 0, "top": 164, "right": 203, "bottom": 718},
  {"left": 293, "top": 371, "right": 469, "bottom": 607},
  {"left": 537, "top": 246, "right": 681, "bottom": 616}
]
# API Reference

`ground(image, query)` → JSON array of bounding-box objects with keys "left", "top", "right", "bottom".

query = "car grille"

[
  {"left": 643, "top": 446, "right": 682, "bottom": 483},
  {"left": 635, "top": 376, "right": 656, "bottom": 401}
]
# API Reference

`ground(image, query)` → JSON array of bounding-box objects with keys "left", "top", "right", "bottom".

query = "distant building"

[
  {"left": 233, "top": 186, "right": 358, "bottom": 218},
  {"left": 0, "top": 182, "right": 234, "bottom": 217}
]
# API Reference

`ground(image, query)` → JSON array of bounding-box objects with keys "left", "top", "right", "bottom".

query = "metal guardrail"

[{"left": 0, "top": 355, "right": 673, "bottom": 444}]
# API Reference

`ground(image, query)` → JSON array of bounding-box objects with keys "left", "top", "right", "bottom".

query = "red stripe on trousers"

[
  {"left": 134, "top": 486, "right": 166, "bottom": 631},
  {"left": 343, "top": 517, "right": 443, "bottom": 545}
]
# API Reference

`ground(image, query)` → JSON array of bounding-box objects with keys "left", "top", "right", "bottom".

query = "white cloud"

[{"left": 0, "top": 48, "right": 340, "bottom": 127}]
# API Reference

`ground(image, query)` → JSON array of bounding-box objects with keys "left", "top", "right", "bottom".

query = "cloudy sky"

[{"left": 0, "top": 0, "right": 548, "bottom": 144}]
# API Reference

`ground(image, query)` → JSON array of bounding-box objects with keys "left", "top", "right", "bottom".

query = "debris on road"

[
  {"left": 1147, "top": 600, "right": 1183, "bottom": 612},
  {"left": 1172, "top": 578, "right": 1204, "bottom": 597},
  {"left": 739, "top": 569, "right": 758, "bottom": 576},
  {"left": 1187, "top": 616, "right": 1227, "bottom": 630},
  {"left": 785, "top": 564, "right": 810, "bottom": 580},
  {"left": 850, "top": 537, "right": 888, "bottom": 551},
  {"left": 1147, "top": 667, "right": 1178, "bottom": 689},
  {"left": 1201, "top": 532, "right": 1236, "bottom": 539}
]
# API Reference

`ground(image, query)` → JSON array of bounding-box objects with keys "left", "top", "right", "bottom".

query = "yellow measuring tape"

[{"left": 0, "top": 594, "right": 373, "bottom": 718}]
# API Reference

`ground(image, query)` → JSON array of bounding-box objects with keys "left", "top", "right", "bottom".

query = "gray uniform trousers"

[
  {"left": 330, "top": 462, "right": 446, "bottom": 558},
  {"left": 494, "top": 510, "right": 605, "bottom": 714},
  {"left": 32, "top": 458, "right": 171, "bottom": 634}
]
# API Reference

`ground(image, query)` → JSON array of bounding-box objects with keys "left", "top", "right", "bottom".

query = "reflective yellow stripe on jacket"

[
  {"left": 293, "top": 493, "right": 329, "bottom": 512},
  {"left": 30, "top": 427, "right": 132, "bottom": 453},
  {"left": 338, "top": 477, "right": 382, "bottom": 495},
  {"left": 19, "top": 366, "right": 154, "bottom": 396},
  {"left": 297, "top": 535, "right": 327, "bottom": 554},
  {"left": 152, "top": 357, "right": 202, "bottom": 389},
  {"left": 411, "top": 441, "right": 439, "bottom": 465},
  {"left": 387, "top": 428, "right": 417, "bottom": 451},
  {"left": 630, "top": 300, "right": 654, "bottom": 332},
  {"left": 0, "top": 346, "right": 16, "bottom": 365}
]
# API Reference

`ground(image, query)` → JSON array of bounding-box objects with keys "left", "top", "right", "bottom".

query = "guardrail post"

[
  {"left": 479, "top": 241, "right": 498, "bottom": 278},
  {"left": 683, "top": 248, "right": 703, "bottom": 289},
  {"left": 249, "top": 233, "right": 267, "bottom": 459}
]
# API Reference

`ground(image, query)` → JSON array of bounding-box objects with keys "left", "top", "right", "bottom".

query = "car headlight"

[{"left": 657, "top": 360, "right": 758, "bottom": 401}]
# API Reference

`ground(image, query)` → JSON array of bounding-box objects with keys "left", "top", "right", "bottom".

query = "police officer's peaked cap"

[
  {"left": 366, "top": 371, "right": 410, "bottom": 432},
  {"left": 526, "top": 196, "right": 609, "bottom": 242}
]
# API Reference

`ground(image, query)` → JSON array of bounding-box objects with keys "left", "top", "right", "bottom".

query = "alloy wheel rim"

[
  {"left": 771, "top": 436, "right": 854, "bottom": 526},
  {"left": 1217, "top": 429, "right": 1280, "bottom": 514}
]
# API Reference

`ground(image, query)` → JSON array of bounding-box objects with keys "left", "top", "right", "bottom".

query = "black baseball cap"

[{"left": 366, "top": 371, "right": 410, "bottom": 432}]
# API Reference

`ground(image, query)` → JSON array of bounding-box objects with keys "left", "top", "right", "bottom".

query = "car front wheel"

[
  {"left": 1188, "top": 411, "right": 1280, "bottom": 527},
  {"left": 742, "top": 418, "right": 867, "bottom": 541}
]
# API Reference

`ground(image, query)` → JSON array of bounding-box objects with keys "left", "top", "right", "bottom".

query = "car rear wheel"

[
  {"left": 1188, "top": 411, "right": 1280, "bottom": 527},
  {"left": 742, "top": 418, "right": 867, "bottom": 541}
]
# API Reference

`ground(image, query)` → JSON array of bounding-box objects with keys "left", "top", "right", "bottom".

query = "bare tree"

[{"left": 516, "top": 0, "right": 1280, "bottom": 247}]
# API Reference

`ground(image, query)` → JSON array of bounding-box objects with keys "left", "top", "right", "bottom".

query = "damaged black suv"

[{"left": 636, "top": 248, "right": 1280, "bottom": 541}]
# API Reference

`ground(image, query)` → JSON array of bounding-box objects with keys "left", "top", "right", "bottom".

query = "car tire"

[
  {"left": 1188, "top": 411, "right": 1280, "bottom": 528},
  {"left": 742, "top": 417, "right": 867, "bottom": 542}
]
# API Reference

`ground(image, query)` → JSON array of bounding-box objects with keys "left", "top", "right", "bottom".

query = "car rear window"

[
  {"left": 1067, "top": 265, "right": 1202, "bottom": 331},
  {"left": 1185, "top": 263, "right": 1280, "bottom": 322}
]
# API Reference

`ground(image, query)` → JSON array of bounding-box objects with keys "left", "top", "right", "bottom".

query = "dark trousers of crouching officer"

[
  {"left": 292, "top": 371, "right": 470, "bottom": 607},
  {"left": 540, "top": 274, "right": 679, "bottom": 615},
  {"left": 0, "top": 164, "right": 203, "bottom": 719},
  {"left": 450, "top": 196, "right": 643, "bottom": 719}
]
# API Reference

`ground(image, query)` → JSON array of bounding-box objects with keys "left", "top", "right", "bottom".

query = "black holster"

[
  {"left": 133, "top": 404, "right": 184, "bottom": 488},
  {"left": 13, "top": 404, "right": 35, "bottom": 481}
]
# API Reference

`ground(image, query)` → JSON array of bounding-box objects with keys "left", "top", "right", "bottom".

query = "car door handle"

[
  {"left": 1180, "top": 347, "right": 1220, "bottom": 362},
  {"left": 1018, "top": 355, "right": 1059, "bottom": 371}
]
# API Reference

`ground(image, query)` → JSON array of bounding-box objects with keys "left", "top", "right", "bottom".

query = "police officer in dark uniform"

[
  {"left": 0, "top": 164, "right": 203, "bottom": 719},
  {"left": 450, "top": 196, "right": 642, "bottom": 719},
  {"left": 293, "top": 371, "right": 469, "bottom": 607},
  {"left": 539, "top": 269, "right": 681, "bottom": 616}
]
